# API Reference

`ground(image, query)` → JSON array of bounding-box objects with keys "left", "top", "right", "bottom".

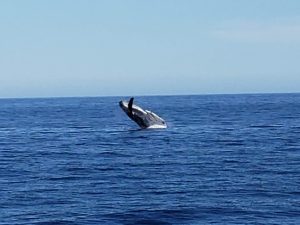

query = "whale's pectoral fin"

[{"left": 128, "top": 97, "right": 134, "bottom": 114}]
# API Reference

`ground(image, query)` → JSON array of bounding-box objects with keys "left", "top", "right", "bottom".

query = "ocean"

[{"left": 0, "top": 94, "right": 300, "bottom": 225}]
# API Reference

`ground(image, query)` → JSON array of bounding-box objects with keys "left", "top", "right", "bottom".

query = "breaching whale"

[{"left": 119, "top": 97, "right": 167, "bottom": 129}]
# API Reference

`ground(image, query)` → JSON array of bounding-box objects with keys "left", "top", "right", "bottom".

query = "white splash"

[{"left": 147, "top": 124, "right": 167, "bottom": 129}]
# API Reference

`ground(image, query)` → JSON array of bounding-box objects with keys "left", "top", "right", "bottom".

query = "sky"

[{"left": 1, "top": 0, "right": 300, "bottom": 98}]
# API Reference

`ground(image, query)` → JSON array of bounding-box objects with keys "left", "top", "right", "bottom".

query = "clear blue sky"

[{"left": 1, "top": 0, "right": 300, "bottom": 98}]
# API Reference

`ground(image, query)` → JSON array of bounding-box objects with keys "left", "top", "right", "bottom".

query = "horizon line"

[{"left": 0, "top": 91, "right": 299, "bottom": 100}]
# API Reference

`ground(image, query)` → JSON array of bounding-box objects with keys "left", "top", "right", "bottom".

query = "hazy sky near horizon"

[{"left": 1, "top": 0, "right": 300, "bottom": 98}]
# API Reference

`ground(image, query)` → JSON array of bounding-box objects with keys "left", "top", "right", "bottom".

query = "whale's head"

[
  {"left": 119, "top": 100, "right": 130, "bottom": 115},
  {"left": 119, "top": 100, "right": 146, "bottom": 115}
]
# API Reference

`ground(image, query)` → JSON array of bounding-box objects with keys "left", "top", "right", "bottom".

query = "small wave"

[
  {"left": 105, "top": 208, "right": 196, "bottom": 225},
  {"left": 250, "top": 124, "right": 283, "bottom": 128},
  {"left": 33, "top": 220, "right": 77, "bottom": 225},
  {"left": 97, "top": 150, "right": 132, "bottom": 157},
  {"left": 47, "top": 176, "right": 85, "bottom": 181}
]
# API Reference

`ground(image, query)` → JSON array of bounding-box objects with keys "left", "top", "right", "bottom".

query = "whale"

[{"left": 119, "top": 97, "right": 167, "bottom": 129}]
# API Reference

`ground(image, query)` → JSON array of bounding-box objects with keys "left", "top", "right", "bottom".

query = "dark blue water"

[{"left": 1, "top": 94, "right": 300, "bottom": 225}]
